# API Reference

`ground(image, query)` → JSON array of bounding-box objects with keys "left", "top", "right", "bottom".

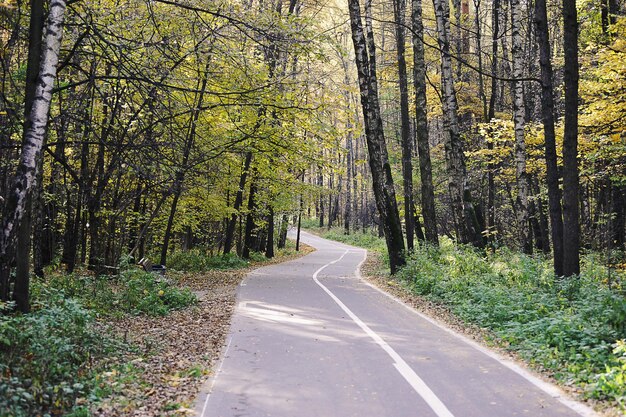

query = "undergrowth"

[
  {"left": 168, "top": 250, "right": 249, "bottom": 271},
  {"left": 397, "top": 238, "right": 626, "bottom": 410},
  {"left": 40, "top": 267, "right": 197, "bottom": 318},
  {"left": 0, "top": 290, "right": 126, "bottom": 417},
  {"left": 1, "top": 239, "right": 306, "bottom": 416}
]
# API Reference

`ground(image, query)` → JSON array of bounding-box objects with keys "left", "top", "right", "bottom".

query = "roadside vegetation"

[
  {"left": 0, "top": 241, "right": 310, "bottom": 417},
  {"left": 314, "top": 226, "right": 626, "bottom": 414}
]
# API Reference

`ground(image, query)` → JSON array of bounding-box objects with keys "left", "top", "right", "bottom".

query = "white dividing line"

[
  {"left": 354, "top": 249, "right": 600, "bottom": 417},
  {"left": 312, "top": 249, "right": 455, "bottom": 417},
  {"left": 200, "top": 336, "right": 233, "bottom": 417}
]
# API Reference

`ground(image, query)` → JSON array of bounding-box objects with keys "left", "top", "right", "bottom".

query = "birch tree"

[
  {"left": 347, "top": 0, "right": 406, "bottom": 273},
  {"left": 0, "top": 0, "right": 67, "bottom": 312},
  {"left": 510, "top": 0, "right": 531, "bottom": 253},
  {"left": 432, "top": 0, "right": 483, "bottom": 247},
  {"left": 411, "top": 0, "right": 438, "bottom": 245}
]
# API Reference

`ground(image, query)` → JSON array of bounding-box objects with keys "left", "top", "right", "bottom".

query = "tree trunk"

[
  {"left": 0, "top": 0, "right": 66, "bottom": 311},
  {"left": 433, "top": 0, "right": 484, "bottom": 247},
  {"left": 473, "top": 0, "right": 488, "bottom": 121},
  {"left": 14, "top": 0, "right": 46, "bottom": 303},
  {"left": 510, "top": 0, "right": 531, "bottom": 253},
  {"left": 224, "top": 152, "right": 253, "bottom": 254},
  {"left": 160, "top": 56, "right": 212, "bottom": 266},
  {"left": 561, "top": 0, "right": 580, "bottom": 277},
  {"left": 265, "top": 206, "right": 275, "bottom": 258},
  {"left": 242, "top": 172, "right": 258, "bottom": 259},
  {"left": 394, "top": 0, "right": 415, "bottom": 251},
  {"left": 535, "top": 0, "right": 564, "bottom": 276},
  {"left": 278, "top": 214, "right": 289, "bottom": 248},
  {"left": 296, "top": 193, "right": 303, "bottom": 251},
  {"left": 348, "top": 0, "right": 406, "bottom": 273},
  {"left": 318, "top": 167, "right": 325, "bottom": 227},
  {"left": 412, "top": 0, "right": 439, "bottom": 245},
  {"left": 345, "top": 131, "right": 353, "bottom": 235}
]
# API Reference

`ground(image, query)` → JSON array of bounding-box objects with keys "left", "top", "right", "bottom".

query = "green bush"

[
  {"left": 592, "top": 340, "right": 626, "bottom": 408},
  {"left": 0, "top": 291, "right": 118, "bottom": 417},
  {"left": 168, "top": 249, "right": 249, "bottom": 272},
  {"left": 115, "top": 268, "right": 197, "bottom": 316},
  {"left": 395, "top": 237, "right": 626, "bottom": 408},
  {"left": 299, "top": 217, "right": 319, "bottom": 229},
  {"left": 40, "top": 268, "right": 197, "bottom": 317}
]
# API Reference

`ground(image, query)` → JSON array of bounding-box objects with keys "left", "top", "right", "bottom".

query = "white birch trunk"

[
  {"left": 433, "top": 0, "right": 483, "bottom": 246},
  {"left": 0, "top": 1, "right": 67, "bottom": 270},
  {"left": 511, "top": 0, "right": 531, "bottom": 253}
]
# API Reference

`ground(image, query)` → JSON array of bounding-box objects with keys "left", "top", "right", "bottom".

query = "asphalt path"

[{"left": 195, "top": 231, "right": 598, "bottom": 417}]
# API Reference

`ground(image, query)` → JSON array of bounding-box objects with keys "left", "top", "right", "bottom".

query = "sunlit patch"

[{"left": 239, "top": 301, "right": 323, "bottom": 326}]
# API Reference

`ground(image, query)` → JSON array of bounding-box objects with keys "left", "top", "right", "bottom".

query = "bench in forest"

[{"left": 138, "top": 257, "right": 166, "bottom": 276}]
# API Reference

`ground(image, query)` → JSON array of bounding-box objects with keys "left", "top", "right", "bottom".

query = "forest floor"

[{"left": 92, "top": 243, "right": 315, "bottom": 417}]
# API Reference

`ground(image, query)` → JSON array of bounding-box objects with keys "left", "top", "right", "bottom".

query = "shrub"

[
  {"left": 168, "top": 249, "right": 249, "bottom": 272},
  {"left": 0, "top": 291, "right": 118, "bottom": 417},
  {"left": 395, "top": 237, "right": 626, "bottom": 405},
  {"left": 115, "top": 268, "right": 197, "bottom": 316},
  {"left": 39, "top": 268, "right": 197, "bottom": 317}
]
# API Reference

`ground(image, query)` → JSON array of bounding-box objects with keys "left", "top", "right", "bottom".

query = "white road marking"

[
  {"left": 200, "top": 336, "right": 233, "bottom": 417},
  {"left": 312, "top": 249, "right": 456, "bottom": 417}
]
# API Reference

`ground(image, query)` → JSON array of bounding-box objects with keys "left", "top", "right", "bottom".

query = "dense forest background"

[{"left": 0, "top": 0, "right": 624, "bottom": 307}]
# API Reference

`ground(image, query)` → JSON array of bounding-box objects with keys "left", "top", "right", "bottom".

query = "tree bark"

[
  {"left": 15, "top": 0, "right": 45, "bottom": 295},
  {"left": 535, "top": 0, "right": 564, "bottom": 276},
  {"left": 510, "top": 0, "right": 531, "bottom": 253},
  {"left": 224, "top": 152, "right": 253, "bottom": 254},
  {"left": 0, "top": 0, "right": 67, "bottom": 311},
  {"left": 433, "top": 0, "right": 483, "bottom": 247},
  {"left": 242, "top": 170, "right": 258, "bottom": 259},
  {"left": 562, "top": 0, "right": 580, "bottom": 277},
  {"left": 348, "top": 0, "right": 406, "bottom": 273},
  {"left": 345, "top": 131, "right": 353, "bottom": 235},
  {"left": 278, "top": 213, "right": 289, "bottom": 248},
  {"left": 394, "top": 0, "right": 415, "bottom": 251},
  {"left": 412, "top": 0, "right": 439, "bottom": 245},
  {"left": 265, "top": 206, "right": 275, "bottom": 258}
]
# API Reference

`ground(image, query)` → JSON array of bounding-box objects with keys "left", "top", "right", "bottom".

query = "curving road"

[{"left": 195, "top": 231, "right": 598, "bottom": 417}]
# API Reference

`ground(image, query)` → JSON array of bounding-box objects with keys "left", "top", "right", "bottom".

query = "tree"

[
  {"left": 0, "top": 0, "right": 67, "bottom": 312},
  {"left": 535, "top": 0, "right": 564, "bottom": 276},
  {"left": 347, "top": 0, "right": 406, "bottom": 273},
  {"left": 432, "top": 0, "right": 484, "bottom": 247},
  {"left": 510, "top": 0, "right": 531, "bottom": 253},
  {"left": 562, "top": 0, "right": 581, "bottom": 277},
  {"left": 411, "top": 0, "right": 439, "bottom": 245},
  {"left": 393, "top": 0, "right": 416, "bottom": 250}
]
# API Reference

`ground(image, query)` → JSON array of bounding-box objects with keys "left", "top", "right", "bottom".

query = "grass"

[
  {"left": 316, "top": 227, "right": 626, "bottom": 412},
  {"left": 304, "top": 224, "right": 387, "bottom": 250}
]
